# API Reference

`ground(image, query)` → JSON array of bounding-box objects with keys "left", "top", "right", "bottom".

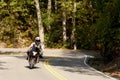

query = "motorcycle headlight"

[{"left": 33, "top": 51, "right": 37, "bottom": 56}]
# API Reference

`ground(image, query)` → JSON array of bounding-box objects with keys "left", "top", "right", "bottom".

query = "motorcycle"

[{"left": 28, "top": 47, "right": 40, "bottom": 69}]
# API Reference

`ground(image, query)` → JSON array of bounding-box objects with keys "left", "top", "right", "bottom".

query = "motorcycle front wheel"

[{"left": 29, "top": 58, "right": 35, "bottom": 69}]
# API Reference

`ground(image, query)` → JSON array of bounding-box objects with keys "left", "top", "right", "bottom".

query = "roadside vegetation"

[
  {"left": 88, "top": 57, "right": 120, "bottom": 79},
  {"left": 0, "top": 0, "right": 120, "bottom": 78}
]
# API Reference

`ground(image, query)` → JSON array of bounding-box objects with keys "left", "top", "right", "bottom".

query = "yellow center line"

[{"left": 44, "top": 58, "right": 68, "bottom": 80}]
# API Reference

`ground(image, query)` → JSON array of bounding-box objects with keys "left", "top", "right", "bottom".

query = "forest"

[{"left": 0, "top": 0, "right": 120, "bottom": 67}]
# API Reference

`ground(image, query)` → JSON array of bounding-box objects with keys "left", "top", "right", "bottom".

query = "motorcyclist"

[{"left": 26, "top": 37, "right": 44, "bottom": 63}]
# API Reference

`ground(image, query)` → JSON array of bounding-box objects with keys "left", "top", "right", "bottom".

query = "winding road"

[{"left": 0, "top": 49, "right": 117, "bottom": 80}]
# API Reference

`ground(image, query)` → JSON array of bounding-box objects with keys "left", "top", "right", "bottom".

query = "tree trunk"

[
  {"left": 62, "top": 1, "right": 67, "bottom": 44},
  {"left": 34, "top": 0, "right": 44, "bottom": 43},
  {"left": 71, "top": 0, "right": 76, "bottom": 50},
  {"left": 47, "top": 0, "right": 51, "bottom": 30},
  {"left": 55, "top": 0, "right": 57, "bottom": 13}
]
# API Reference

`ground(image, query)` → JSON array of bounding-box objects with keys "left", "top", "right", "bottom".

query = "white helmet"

[{"left": 35, "top": 37, "right": 40, "bottom": 42}]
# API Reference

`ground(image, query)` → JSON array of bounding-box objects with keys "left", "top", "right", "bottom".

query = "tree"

[
  {"left": 62, "top": 0, "right": 67, "bottom": 44},
  {"left": 34, "top": 0, "right": 44, "bottom": 43},
  {"left": 54, "top": 0, "right": 58, "bottom": 13},
  {"left": 71, "top": 0, "right": 76, "bottom": 50},
  {"left": 47, "top": 0, "right": 51, "bottom": 30}
]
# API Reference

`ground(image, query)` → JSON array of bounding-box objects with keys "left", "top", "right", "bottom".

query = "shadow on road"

[
  {"left": 25, "top": 66, "right": 40, "bottom": 70},
  {"left": 41, "top": 56, "right": 98, "bottom": 75}
]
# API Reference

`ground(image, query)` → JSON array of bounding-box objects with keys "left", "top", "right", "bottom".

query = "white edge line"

[{"left": 84, "top": 55, "right": 118, "bottom": 80}]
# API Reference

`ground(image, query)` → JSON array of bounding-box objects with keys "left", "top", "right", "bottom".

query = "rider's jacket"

[{"left": 28, "top": 42, "right": 44, "bottom": 53}]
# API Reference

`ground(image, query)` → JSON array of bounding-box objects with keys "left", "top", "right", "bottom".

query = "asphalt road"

[{"left": 0, "top": 49, "right": 118, "bottom": 80}]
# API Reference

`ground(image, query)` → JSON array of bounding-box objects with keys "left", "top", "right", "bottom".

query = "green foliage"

[
  {"left": 42, "top": 13, "right": 54, "bottom": 28},
  {"left": 89, "top": 0, "right": 120, "bottom": 63},
  {"left": 0, "top": 0, "right": 37, "bottom": 47}
]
